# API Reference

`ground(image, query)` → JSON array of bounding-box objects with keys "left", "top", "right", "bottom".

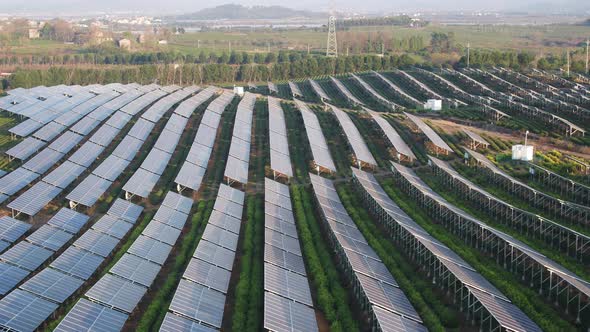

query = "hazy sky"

[{"left": 0, "top": 0, "right": 588, "bottom": 15}]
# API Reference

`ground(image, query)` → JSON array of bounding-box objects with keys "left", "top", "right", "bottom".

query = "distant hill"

[{"left": 171, "top": 4, "right": 327, "bottom": 20}]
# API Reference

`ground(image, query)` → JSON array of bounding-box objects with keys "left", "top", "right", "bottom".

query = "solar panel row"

[
  {"left": 310, "top": 173, "right": 426, "bottom": 331},
  {"left": 378, "top": 165, "right": 542, "bottom": 332},
  {"left": 263, "top": 178, "right": 318, "bottom": 332},
  {"left": 371, "top": 71, "right": 423, "bottom": 107},
  {"left": 123, "top": 86, "right": 214, "bottom": 199},
  {"left": 330, "top": 76, "right": 364, "bottom": 106},
  {"left": 223, "top": 92, "right": 255, "bottom": 185},
  {"left": 163, "top": 184, "right": 245, "bottom": 330},
  {"left": 293, "top": 99, "right": 336, "bottom": 173},
  {"left": 268, "top": 96, "right": 293, "bottom": 178},
  {"left": 328, "top": 104, "right": 377, "bottom": 168},
  {"left": 288, "top": 81, "right": 302, "bottom": 98},
  {"left": 351, "top": 74, "right": 399, "bottom": 110},
  {"left": 367, "top": 109, "right": 416, "bottom": 162},
  {"left": 404, "top": 112, "right": 453, "bottom": 154},
  {"left": 308, "top": 79, "right": 331, "bottom": 101}
]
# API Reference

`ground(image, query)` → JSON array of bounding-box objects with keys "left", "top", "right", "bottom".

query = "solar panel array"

[
  {"left": 124, "top": 86, "right": 215, "bottom": 198},
  {"left": 0, "top": 200, "right": 143, "bottom": 332},
  {"left": 267, "top": 97, "right": 293, "bottom": 178},
  {"left": 4, "top": 90, "right": 150, "bottom": 216},
  {"left": 308, "top": 79, "right": 331, "bottom": 101},
  {"left": 162, "top": 184, "right": 245, "bottom": 331},
  {"left": 175, "top": 89, "right": 234, "bottom": 192},
  {"left": 466, "top": 148, "right": 590, "bottom": 227},
  {"left": 424, "top": 157, "right": 590, "bottom": 299},
  {"left": 288, "top": 81, "right": 302, "bottom": 98},
  {"left": 293, "top": 99, "right": 336, "bottom": 173},
  {"left": 384, "top": 162, "right": 540, "bottom": 331},
  {"left": 462, "top": 129, "right": 489, "bottom": 147},
  {"left": 309, "top": 173, "right": 427, "bottom": 332},
  {"left": 223, "top": 92, "right": 256, "bottom": 185},
  {"left": 329, "top": 104, "right": 377, "bottom": 168},
  {"left": 56, "top": 192, "right": 192, "bottom": 330},
  {"left": 367, "top": 109, "right": 416, "bottom": 162},
  {"left": 351, "top": 74, "right": 399, "bottom": 110},
  {"left": 404, "top": 112, "right": 453, "bottom": 154},
  {"left": 263, "top": 178, "right": 318, "bottom": 332},
  {"left": 330, "top": 76, "right": 364, "bottom": 106}
]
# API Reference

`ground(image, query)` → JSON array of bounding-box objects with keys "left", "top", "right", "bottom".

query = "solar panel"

[
  {"left": 128, "top": 118, "right": 155, "bottom": 141},
  {"left": 92, "top": 215, "right": 133, "bottom": 239},
  {"left": 193, "top": 240, "right": 235, "bottom": 271},
  {"left": 51, "top": 246, "right": 104, "bottom": 280},
  {"left": 265, "top": 189, "right": 292, "bottom": 211},
  {"left": 265, "top": 228, "right": 301, "bottom": 256},
  {"left": 7, "top": 181, "right": 61, "bottom": 216},
  {"left": 0, "top": 241, "right": 8, "bottom": 253},
  {"left": 288, "top": 81, "right": 302, "bottom": 97},
  {"left": 264, "top": 244, "right": 306, "bottom": 276},
  {"left": 264, "top": 291, "right": 318, "bottom": 332},
  {"left": 224, "top": 156, "right": 249, "bottom": 184},
  {"left": 154, "top": 129, "right": 182, "bottom": 153},
  {"left": 23, "top": 148, "right": 65, "bottom": 174},
  {"left": 55, "top": 298, "right": 129, "bottom": 332},
  {"left": 68, "top": 141, "right": 104, "bottom": 168},
  {"left": 153, "top": 205, "right": 189, "bottom": 230},
  {"left": 183, "top": 258, "right": 231, "bottom": 294},
  {"left": 0, "top": 241, "right": 53, "bottom": 271},
  {"left": 0, "top": 216, "right": 31, "bottom": 243},
  {"left": 194, "top": 125, "right": 217, "bottom": 148},
  {"left": 74, "top": 229, "right": 119, "bottom": 258},
  {"left": 0, "top": 262, "right": 28, "bottom": 295},
  {"left": 213, "top": 197, "right": 244, "bottom": 220},
  {"left": 175, "top": 162, "right": 206, "bottom": 191},
  {"left": 70, "top": 117, "right": 100, "bottom": 135},
  {"left": 33, "top": 122, "right": 67, "bottom": 142},
  {"left": 329, "top": 105, "right": 377, "bottom": 167},
  {"left": 141, "top": 149, "right": 172, "bottom": 175},
  {"left": 265, "top": 214, "right": 298, "bottom": 238},
  {"left": 160, "top": 312, "right": 217, "bottom": 332},
  {"left": 93, "top": 155, "right": 130, "bottom": 181},
  {"left": 6, "top": 137, "right": 45, "bottom": 160},
  {"left": 264, "top": 262, "right": 313, "bottom": 306},
  {"left": 123, "top": 168, "right": 160, "bottom": 198},
  {"left": 162, "top": 191, "right": 194, "bottom": 214},
  {"left": 372, "top": 306, "right": 428, "bottom": 332},
  {"left": 330, "top": 76, "right": 364, "bottom": 105},
  {"left": 66, "top": 174, "right": 112, "bottom": 207},
  {"left": 26, "top": 225, "right": 73, "bottom": 251},
  {"left": 368, "top": 111, "right": 416, "bottom": 160},
  {"left": 404, "top": 112, "right": 452, "bottom": 153},
  {"left": 9, "top": 119, "right": 43, "bottom": 137},
  {"left": 165, "top": 114, "right": 189, "bottom": 134},
  {"left": 202, "top": 225, "right": 239, "bottom": 252},
  {"left": 110, "top": 253, "right": 161, "bottom": 287},
  {"left": 48, "top": 131, "right": 84, "bottom": 154},
  {"left": 20, "top": 268, "right": 84, "bottom": 303},
  {"left": 43, "top": 161, "right": 85, "bottom": 189},
  {"left": 142, "top": 221, "right": 182, "bottom": 246},
  {"left": 357, "top": 273, "right": 421, "bottom": 321},
  {"left": 265, "top": 203, "right": 295, "bottom": 224},
  {"left": 112, "top": 135, "right": 143, "bottom": 161},
  {"left": 185, "top": 143, "right": 212, "bottom": 168},
  {"left": 169, "top": 279, "right": 225, "bottom": 328},
  {"left": 128, "top": 235, "right": 172, "bottom": 265},
  {"left": 207, "top": 210, "right": 241, "bottom": 235},
  {"left": 0, "top": 289, "right": 58, "bottom": 332},
  {"left": 105, "top": 111, "right": 132, "bottom": 129},
  {"left": 89, "top": 124, "right": 120, "bottom": 147},
  {"left": 217, "top": 183, "right": 246, "bottom": 205},
  {"left": 228, "top": 136, "right": 250, "bottom": 162},
  {"left": 199, "top": 111, "right": 221, "bottom": 129},
  {"left": 86, "top": 274, "right": 147, "bottom": 313},
  {"left": 294, "top": 100, "right": 336, "bottom": 172},
  {"left": 308, "top": 79, "right": 330, "bottom": 101},
  {"left": 107, "top": 199, "right": 143, "bottom": 223}
]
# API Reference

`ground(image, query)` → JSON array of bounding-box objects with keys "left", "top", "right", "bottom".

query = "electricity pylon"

[{"left": 326, "top": 16, "right": 338, "bottom": 57}]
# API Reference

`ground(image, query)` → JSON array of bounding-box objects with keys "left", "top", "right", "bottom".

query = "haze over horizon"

[{"left": 1, "top": 0, "right": 589, "bottom": 16}]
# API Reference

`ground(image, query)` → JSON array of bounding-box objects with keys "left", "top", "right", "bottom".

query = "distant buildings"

[
  {"left": 28, "top": 28, "right": 40, "bottom": 39},
  {"left": 118, "top": 38, "right": 131, "bottom": 50}
]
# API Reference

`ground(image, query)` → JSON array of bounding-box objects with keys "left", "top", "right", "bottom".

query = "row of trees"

[{"left": 5, "top": 53, "right": 420, "bottom": 88}]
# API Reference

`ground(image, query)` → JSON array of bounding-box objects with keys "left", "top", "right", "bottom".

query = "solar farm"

[{"left": 0, "top": 68, "right": 588, "bottom": 332}]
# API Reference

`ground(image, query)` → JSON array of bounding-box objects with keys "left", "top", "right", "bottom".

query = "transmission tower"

[
  {"left": 326, "top": 16, "right": 338, "bottom": 57},
  {"left": 466, "top": 42, "right": 470, "bottom": 68},
  {"left": 566, "top": 49, "right": 570, "bottom": 77}
]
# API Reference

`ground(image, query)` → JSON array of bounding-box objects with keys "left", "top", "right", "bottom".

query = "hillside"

[{"left": 170, "top": 4, "right": 326, "bottom": 20}]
